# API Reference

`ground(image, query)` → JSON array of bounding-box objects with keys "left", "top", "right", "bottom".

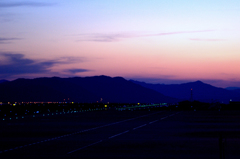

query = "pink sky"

[{"left": 1, "top": 0, "right": 240, "bottom": 88}]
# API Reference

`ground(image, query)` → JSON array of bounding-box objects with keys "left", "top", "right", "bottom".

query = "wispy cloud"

[
  {"left": 76, "top": 30, "right": 215, "bottom": 42},
  {"left": 190, "top": 38, "right": 226, "bottom": 41},
  {"left": 0, "top": 13, "right": 16, "bottom": 22},
  {"left": 0, "top": 37, "right": 22, "bottom": 44},
  {"left": 0, "top": 2, "right": 56, "bottom": 8},
  {"left": 76, "top": 33, "right": 136, "bottom": 42},
  {"left": 153, "top": 30, "right": 214, "bottom": 36},
  {"left": 0, "top": 52, "right": 89, "bottom": 78}
]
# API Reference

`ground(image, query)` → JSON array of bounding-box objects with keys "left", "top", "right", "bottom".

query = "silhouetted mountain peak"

[
  {"left": 92, "top": 75, "right": 110, "bottom": 78},
  {"left": 194, "top": 80, "right": 204, "bottom": 83},
  {"left": 185, "top": 80, "right": 204, "bottom": 85}
]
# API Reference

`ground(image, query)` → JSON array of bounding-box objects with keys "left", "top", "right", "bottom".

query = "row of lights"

[
  {"left": 0, "top": 101, "right": 76, "bottom": 106},
  {"left": 2, "top": 108, "right": 105, "bottom": 121}
]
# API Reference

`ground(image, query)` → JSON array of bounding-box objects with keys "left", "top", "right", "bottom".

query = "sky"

[{"left": 0, "top": 0, "right": 240, "bottom": 88}]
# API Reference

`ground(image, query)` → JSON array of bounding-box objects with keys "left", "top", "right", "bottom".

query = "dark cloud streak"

[
  {"left": 0, "top": 2, "right": 56, "bottom": 8},
  {"left": 0, "top": 37, "right": 22, "bottom": 44},
  {"left": 0, "top": 53, "right": 55, "bottom": 75},
  {"left": 0, "top": 52, "right": 88, "bottom": 78},
  {"left": 67, "top": 69, "right": 90, "bottom": 74}
]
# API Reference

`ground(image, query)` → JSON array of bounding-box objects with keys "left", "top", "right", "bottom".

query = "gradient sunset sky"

[{"left": 1, "top": 0, "right": 240, "bottom": 87}]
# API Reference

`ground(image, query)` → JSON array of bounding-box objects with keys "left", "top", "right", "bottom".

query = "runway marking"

[
  {"left": 108, "top": 130, "right": 129, "bottom": 139},
  {"left": 1, "top": 111, "right": 180, "bottom": 154},
  {"left": 67, "top": 140, "right": 103, "bottom": 154},
  {"left": 149, "top": 120, "right": 159, "bottom": 124},
  {"left": 133, "top": 124, "right": 147, "bottom": 130}
]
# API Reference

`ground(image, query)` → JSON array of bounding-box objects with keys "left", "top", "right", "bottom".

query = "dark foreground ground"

[{"left": 1, "top": 110, "right": 240, "bottom": 159}]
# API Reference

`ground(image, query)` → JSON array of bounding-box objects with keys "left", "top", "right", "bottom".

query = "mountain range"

[
  {"left": 130, "top": 80, "right": 240, "bottom": 103},
  {"left": 0, "top": 76, "right": 175, "bottom": 103},
  {"left": 0, "top": 76, "right": 240, "bottom": 103}
]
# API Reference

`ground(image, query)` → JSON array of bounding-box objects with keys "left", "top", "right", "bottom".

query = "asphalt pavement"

[{"left": 1, "top": 110, "right": 240, "bottom": 159}]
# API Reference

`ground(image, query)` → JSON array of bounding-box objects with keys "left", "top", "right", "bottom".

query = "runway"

[{"left": 1, "top": 110, "right": 240, "bottom": 158}]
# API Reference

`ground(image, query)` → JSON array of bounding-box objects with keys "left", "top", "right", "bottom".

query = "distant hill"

[
  {"left": 0, "top": 79, "right": 8, "bottom": 83},
  {"left": 0, "top": 76, "right": 176, "bottom": 103},
  {"left": 225, "top": 87, "right": 240, "bottom": 90},
  {"left": 225, "top": 87, "right": 240, "bottom": 94},
  {"left": 130, "top": 80, "right": 240, "bottom": 103}
]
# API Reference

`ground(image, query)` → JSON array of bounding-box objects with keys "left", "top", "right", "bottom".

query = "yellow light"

[
  {"left": 104, "top": 105, "right": 107, "bottom": 108},
  {"left": 138, "top": 103, "right": 140, "bottom": 105},
  {"left": 13, "top": 104, "right": 16, "bottom": 106}
]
